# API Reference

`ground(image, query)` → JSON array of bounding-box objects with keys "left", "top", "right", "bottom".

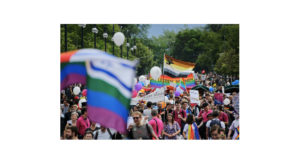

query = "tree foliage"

[{"left": 61, "top": 24, "right": 239, "bottom": 77}]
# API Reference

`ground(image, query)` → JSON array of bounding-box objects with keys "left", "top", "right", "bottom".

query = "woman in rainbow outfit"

[{"left": 182, "top": 114, "right": 200, "bottom": 140}]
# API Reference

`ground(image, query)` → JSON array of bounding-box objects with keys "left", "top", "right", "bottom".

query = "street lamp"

[
  {"left": 92, "top": 27, "right": 98, "bottom": 48},
  {"left": 103, "top": 32, "right": 108, "bottom": 52},
  {"left": 126, "top": 42, "right": 130, "bottom": 59},
  {"left": 78, "top": 24, "right": 86, "bottom": 48},
  {"left": 112, "top": 31, "right": 125, "bottom": 58}
]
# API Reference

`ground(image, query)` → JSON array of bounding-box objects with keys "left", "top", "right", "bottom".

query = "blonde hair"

[
  {"left": 132, "top": 111, "right": 142, "bottom": 117},
  {"left": 71, "top": 112, "right": 78, "bottom": 117}
]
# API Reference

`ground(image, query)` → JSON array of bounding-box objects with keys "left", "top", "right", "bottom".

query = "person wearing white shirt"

[
  {"left": 93, "top": 126, "right": 115, "bottom": 140},
  {"left": 206, "top": 111, "right": 225, "bottom": 139},
  {"left": 143, "top": 102, "right": 153, "bottom": 121}
]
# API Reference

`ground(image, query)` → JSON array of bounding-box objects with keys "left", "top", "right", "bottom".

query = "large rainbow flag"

[
  {"left": 164, "top": 54, "right": 195, "bottom": 78},
  {"left": 61, "top": 49, "right": 137, "bottom": 134},
  {"left": 150, "top": 73, "right": 196, "bottom": 89}
]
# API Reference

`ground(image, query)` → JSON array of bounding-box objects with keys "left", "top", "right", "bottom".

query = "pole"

[
  {"left": 120, "top": 45, "right": 123, "bottom": 58},
  {"left": 64, "top": 24, "right": 67, "bottom": 51},
  {"left": 134, "top": 37, "right": 136, "bottom": 56},
  {"left": 112, "top": 24, "right": 115, "bottom": 55},
  {"left": 94, "top": 33, "right": 96, "bottom": 48},
  {"left": 126, "top": 38, "right": 129, "bottom": 59},
  {"left": 104, "top": 37, "right": 107, "bottom": 52}
]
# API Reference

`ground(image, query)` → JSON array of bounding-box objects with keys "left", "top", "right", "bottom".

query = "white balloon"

[
  {"left": 139, "top": 75, "right": 146, "bottom": 83},
  {"left": 223, "top": 98, "right": 230, "bottom": 105},
  {"left": 112, "top": 32, "right": 125, "bottom": 46},
  {"left": 150, "top": 66, "right": 162, "bottom": 80},
  {"left": 73, "top": 86, "right": 81, "bottom": 95}
]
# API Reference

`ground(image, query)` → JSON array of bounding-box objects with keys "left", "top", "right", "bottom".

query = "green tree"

[{"left": 214, "top": 49, "right": 239, "bottom": 76}]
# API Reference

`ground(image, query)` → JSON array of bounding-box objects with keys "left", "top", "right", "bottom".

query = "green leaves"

[{"left": 61, "top": 24, "right": 239, "bottom": 76}]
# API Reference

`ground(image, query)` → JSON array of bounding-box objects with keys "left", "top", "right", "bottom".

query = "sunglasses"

[{"left": 133, "top": 117, "right": 140, "bottom": 120}]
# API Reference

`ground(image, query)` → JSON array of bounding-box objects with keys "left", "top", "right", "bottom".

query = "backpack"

[
  {"left": 210, "top": 119, "right": 221, "bottom": 128},
  {"left": 94, "top": 128, "right": 113, "bottom": 139},
  {"left": 208, "top": 119, "right": 222, "bottom": 138}
]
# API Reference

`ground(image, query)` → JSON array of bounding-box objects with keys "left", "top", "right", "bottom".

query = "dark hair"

[
  {"left": 212, "top": 111, "right": 219, "bottom": 117},
  {"left": 202, "top": 103, "right": 208, "bottom": 108},
  {"left": 81, "top": 108, "right": 87, "bottom": 114},
  {"left": 186, "top": 114, "right": 194, "bottom": 124},
  {"left": 84, "top": 130, "right": 94, "bottom": 138},
  {"left": 151, "top": 109, "right": 158, "bottom": 116},
  {"left": 175, "top": 100, "right": 180, "bottom": 105},
  {"left": 207, "top": 113, "right": 213, "bottom": 118},
  {"left": 66, "top": 126, "right": 78, "bottom": 137},
  {"left": 165, "top": 113, "right": 174, "bottom": 124},
  {"left": 146, "top": 101, "right": 152, "bottom": 108},
  {"left": 81, "top": 102, "right": 87, "bottom": 107},
  {"left": 218, "top": 105, "right": 223, "bottom": 111}
]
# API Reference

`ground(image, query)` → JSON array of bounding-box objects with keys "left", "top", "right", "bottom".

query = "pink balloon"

[
  {"left": 82, "top": 89, "right": 87, "bottom": 96},
  {"left": 132, "top": 90, "right": 137, "bottom": 98}
]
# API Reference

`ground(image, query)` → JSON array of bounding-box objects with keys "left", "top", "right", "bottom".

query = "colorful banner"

[{"left": 150, "top": 73, "right": 196, "bottom": 89}]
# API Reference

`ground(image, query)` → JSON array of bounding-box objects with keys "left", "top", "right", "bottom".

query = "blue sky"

[{"left": 147, "top": 24, "right": 206, "bottom": 38}]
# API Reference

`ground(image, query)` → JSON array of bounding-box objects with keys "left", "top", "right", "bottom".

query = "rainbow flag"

[
  {"left": 150, "top": 74, "right": 196, "bottom": 89},
  {"left": 187, "top": 123, "right": 200, "bottom": 140},
  {"left": 61, "top": 62, "right": 86, "bottom": 90},
  {"left": 61, "top": 49, "right": 137, "bottom": 134},
  {"left": 164, "top": 54, "right": 195, "bottom": 77},
  {"left": 177, "top": 78, "right": 186, "bottom": 91},
  {"left": 235, "top": 126, "right": 240, "bottom": 140}
]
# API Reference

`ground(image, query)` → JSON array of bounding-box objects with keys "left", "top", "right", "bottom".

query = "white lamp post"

[
  {"left": 92, "top": 27, "right": 98, "bottom": 48},
  {"left": 103, "top": 32, "right": 108, "bottom": 52}
]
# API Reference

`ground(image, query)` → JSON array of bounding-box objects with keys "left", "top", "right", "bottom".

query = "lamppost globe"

[
  {"left": 112, "top": 32, "right": 125, "bottom": 47},
  {"left": 133, "top": 45, "right": 137, "bottom": 50},
  {"left": 92, "top": 27, "right": 98, "bottom": 34},
  {"left": 103, "top": 33, "right": 108, "bottom": 38},
  {"left": 131, "top": 47, "right": 134, "bottom": 51},
  {"left": 126, "top": 43, "right": 130, "bottom": 47},
  {"left": 78, "top": 24, "right": 86, "bottom": 28}
]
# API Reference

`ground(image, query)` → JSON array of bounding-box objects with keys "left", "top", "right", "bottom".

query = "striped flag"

[
  {"left": 187, "top": 123, "right": 200, "bottom": 140},
  {"left": 61, "top": 62, "right": 86, "bottom": 90},
  {"left": 234, "top": 126, "right": 240, "bottom": 140},
  {"left": 150, "top": 74, "right": 196, "bottom": 89},
  {"left": 61, "top": 49, "right": 137, "bottom": 134},
  {"left": 164, "top": 54, "right": 195, "bottom": 78}
]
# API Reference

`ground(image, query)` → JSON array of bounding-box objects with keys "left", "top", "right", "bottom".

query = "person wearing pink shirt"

[
  {"left": 148, "top": 110, "right": 164, "bottom": 139},
  {"left": 197, "top": 103, "right": 212, "bottom": 139},
  {"left": 76, "top": 108, "right": 90, "bottom": 139},
  {"left": 217, "top": 106, "right": 229, "bottom": 126}
]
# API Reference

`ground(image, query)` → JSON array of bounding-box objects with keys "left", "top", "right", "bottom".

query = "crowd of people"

[{"left": 60, "top": 72, "right": 239, "bottom": 140}]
